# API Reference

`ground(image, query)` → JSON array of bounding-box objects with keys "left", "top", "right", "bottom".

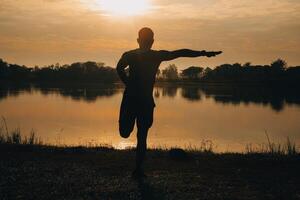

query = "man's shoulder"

[
  {"left": 123, "top": 49, "right": 165, "bottom": 55},
  {"left": 122, "top": 49, "right": 139, "bottom": 57},
  {"left": 122, "top": 49, "right": 169, "bottom": 60},
  {"left": 149, "top": 49, "right": 168, "bottom": 54}
]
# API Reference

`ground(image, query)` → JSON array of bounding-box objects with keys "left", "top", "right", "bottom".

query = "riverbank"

[{"left": 1, "top": 142, "right": 299, "bottom": 200}]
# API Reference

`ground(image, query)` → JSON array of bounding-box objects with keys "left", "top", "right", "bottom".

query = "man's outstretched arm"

[
  {"left": 159, "top": 49, "right": 222, "bottom": 61},
  {"left": 116, "top": 53, "right": 129, "bottom": 85}
]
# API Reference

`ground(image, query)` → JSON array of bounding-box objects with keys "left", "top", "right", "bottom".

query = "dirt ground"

[{"left": 1, "top": 146, "right": 299, "bottom": 200}]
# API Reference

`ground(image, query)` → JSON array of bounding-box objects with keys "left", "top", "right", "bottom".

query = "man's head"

[{"left": 137, "top": 27, "right": 154, "bottom": 50}]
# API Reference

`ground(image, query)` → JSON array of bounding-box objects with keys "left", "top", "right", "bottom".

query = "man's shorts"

[{"left": 119, "top": 91, "right": 155, "bottom": 137}]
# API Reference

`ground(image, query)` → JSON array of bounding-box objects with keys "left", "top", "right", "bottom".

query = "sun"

[{"left": 95, "top": 0, "right": 151, "bottom": 16}]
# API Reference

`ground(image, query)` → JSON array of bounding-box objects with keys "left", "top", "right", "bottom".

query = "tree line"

[
  {"left": 159, "top": 59, "right": 300, "bottom": 85},
  {"left": 1, "top": 58, "right": 300, "bottom": 84},
  {"left": 0, "top": 59, "right": 118, "bottom": 83}
]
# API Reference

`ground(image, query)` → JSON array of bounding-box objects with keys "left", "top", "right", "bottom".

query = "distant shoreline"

[{"left": 1, "top": 58, "right": 300, "bottom": 88}]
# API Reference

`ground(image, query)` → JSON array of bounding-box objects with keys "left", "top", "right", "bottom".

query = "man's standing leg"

[
  {"left": 135, "top": 126, "right": 149, "bottom": 172},
  {"left": 133, "top": 104, "right": 154, "bottom": 177}
]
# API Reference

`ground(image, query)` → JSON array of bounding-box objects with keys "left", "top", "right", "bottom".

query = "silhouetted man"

[{"left": 117, "top": 27, "right": 222, "bottom": 178}]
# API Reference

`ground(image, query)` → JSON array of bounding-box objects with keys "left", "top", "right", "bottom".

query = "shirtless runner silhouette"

[{"left": 117, "top": 27, "right": 222, "bottom": 179}]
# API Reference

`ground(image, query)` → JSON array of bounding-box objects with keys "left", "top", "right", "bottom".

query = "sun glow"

[{"left": 96, "top": 0, "right": 151, "bottom": 16}]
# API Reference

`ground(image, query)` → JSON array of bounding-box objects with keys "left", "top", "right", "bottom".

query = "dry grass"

[
  {"left": 1, "top": 117, "right": 298, "bottom": 155},
  {"left": 245, "top": 131, "right": 298, "bottom": 156}
]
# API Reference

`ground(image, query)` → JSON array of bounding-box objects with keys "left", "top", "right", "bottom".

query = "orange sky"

[{"left": 0, "top": 0, "right": 300, "bottom": 69}]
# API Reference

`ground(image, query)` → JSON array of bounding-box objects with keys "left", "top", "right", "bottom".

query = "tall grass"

[
  {"left": 245, "top": 131, "right": 298, "bottom": 156},
  {"left": 0, "top": 117, "right": 42, "bottom": 145},
  {"left": 184, "top": 140, "right": 214, "bottom": 153},
  {"left": 1, "top": 117, "right": 298, "bottom": 155},
  {"left": 151, "top": 140, "right": 214, "bottom": 154}
]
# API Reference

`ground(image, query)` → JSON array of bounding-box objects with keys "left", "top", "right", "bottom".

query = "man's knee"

[{"left": 119, "top": 124, "right": 134, "bottom": 138}]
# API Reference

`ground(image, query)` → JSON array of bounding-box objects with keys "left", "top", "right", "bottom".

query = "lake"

[{"left": 1, "top": 83, "right": 300, "bottom": 152}]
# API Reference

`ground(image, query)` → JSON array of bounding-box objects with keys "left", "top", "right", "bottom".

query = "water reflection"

[
  {"left": 181, "top": 87, "right": 202, "bottom": 101},
  {"left": 155, "top": 85, "right": 300, "bottom": 112},
  {"left": 199, "top": 85, "right": 299, "bottom": 112},
  {"left": 0, "top": 83, "right": 120, "bottom": 103},
  {"left": 1, "top": 83, "right": 300, "bottom": 111},
  {"left": 1, "top": 82, "right": 300, "bottom": 151},
  {"left": 161, "top": 85, "right": 178, "bottom": 97}
]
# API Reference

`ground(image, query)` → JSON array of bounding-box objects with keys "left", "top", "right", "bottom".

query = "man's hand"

[{"left": 205, "top": 51, "right": 222, "bottom": 57}]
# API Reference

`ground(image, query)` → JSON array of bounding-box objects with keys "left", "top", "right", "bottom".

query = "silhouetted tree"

[
  {"left": 243, "top": 62, "right": 251, "bottom": 68},
  {"left": 203, "top": 67, "right": 213, "bottom": 77},
  {"left": 29, "top": 61, "right": 118, "bottom": 82},
  {"left": 271, "top": 59, "right": 287, "bottom": 72},
  {"left": 181, "top": 66, "right": 203, "bottom": 79},
  {"left": 0, "top": 59, "right": 9, "bottom": 79},
  {"left": 1, "top": 58, "right": 299, "bottom": 86},
  {"left": 162, "top": 64, "right": 178, "bottom": 80}
]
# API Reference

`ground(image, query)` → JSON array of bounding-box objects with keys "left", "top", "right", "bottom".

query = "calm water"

[{"left": 1, "top": 84, "right": 300, "bottom": 152}]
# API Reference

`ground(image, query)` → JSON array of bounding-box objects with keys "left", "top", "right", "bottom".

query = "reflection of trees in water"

[
  {"left": 161, "top": 86, "right": 178, "bottom": 97},
  {"left": 154, "top": 84, "right": 300, "bottom": 112},
  {"left": 0, "top": 83, "right": 33, "bottom": 102},
  {"left": 56, "top": 87, "right": 120, "bottom": 102},
  {"left": 201, "top": 86, "right": 300, "bottom": 112},
  {"left": 1, "top": 83, "right": 300, "bottom": 111},
  {"left": 155, "top": 85, "right": 202, "bottom": 102},
  {"left": 0, "top": 83, "right": 121, "bottom": 103},
  {"left": 154, "top": 88, "right": 160, "bottom": 98},
  {"left": 181, "top": 87, "right": 202, "bottom": 101}
]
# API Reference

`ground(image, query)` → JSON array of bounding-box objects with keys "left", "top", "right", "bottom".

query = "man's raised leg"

[{"left": 119, "top": 92, "right": 136, "bottom": 138}]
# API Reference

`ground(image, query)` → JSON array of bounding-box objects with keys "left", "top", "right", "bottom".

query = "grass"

[
  {"left": 0, "top": 128, "right": 42, "bottom": 145},
  {"left": 0, "top": 116, "right": 298, "bottom": 155},
  {"left": 1, "top": 118, "right": 299, "bottom": 199},
  {"left": 1, "top": 135, "right": 299, "bottom": 200},
  {"left": 1, "top": 128, "right": 298, "bottom": 155},
  {"left": 0, "top": 117, "right": 42, "bottom": 145},
  {"left": 244, "top": 131, "right": 298, "bottom": 156}
]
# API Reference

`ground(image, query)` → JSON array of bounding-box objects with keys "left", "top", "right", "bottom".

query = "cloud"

[
  {"left": 0, "top": 0, "right": 300, "bottom": 67},
  {"left": 151, "top": 0, "right": 300, "bottom": 19}
]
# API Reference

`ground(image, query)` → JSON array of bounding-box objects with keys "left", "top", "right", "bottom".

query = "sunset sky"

[{"left": 0, "top": 0, "right": 300, "bottom": 69}]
